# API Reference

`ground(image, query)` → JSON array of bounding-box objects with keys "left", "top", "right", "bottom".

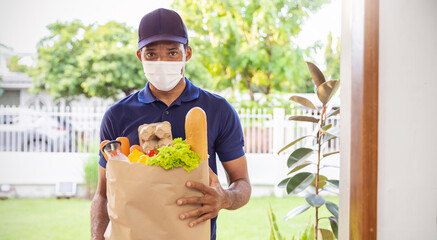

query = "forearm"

[
  {"left": 91, "top": 194, "right": 109, "bottom": 240},
  {"left": 224, "top": 178, "right": 251, "bottom": 210}
]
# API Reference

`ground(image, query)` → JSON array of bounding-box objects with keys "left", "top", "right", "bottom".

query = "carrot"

[
  {"left": 130, "top": 144, "right": 141, "bottom": 154},
  {"left": 116, "top": 137, "right": 130, "bottom": 156},
  {"left": 100, "top": 140, "right": 110, "bottom": 161}
]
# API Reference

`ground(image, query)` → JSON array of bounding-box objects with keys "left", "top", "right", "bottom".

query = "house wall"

[
  {"left": 378, "top": 0, "right": 437, "bottom": 239},
  {"left": 0, "top": 89, "right": 20, "bottom": 106}
]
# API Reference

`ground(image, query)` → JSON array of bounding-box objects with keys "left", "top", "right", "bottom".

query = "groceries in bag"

[{"left": 101, "top": 107, "right": 210, "bottom": 240}]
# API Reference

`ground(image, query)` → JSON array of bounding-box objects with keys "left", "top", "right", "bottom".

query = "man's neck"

[{"left": 149, "top": 78, "right": 186, "bottom": 107}]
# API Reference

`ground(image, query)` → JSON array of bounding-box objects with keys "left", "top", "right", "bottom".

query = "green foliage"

[
  {"left": 269, "top": 205, "right": 315, "bottom": 240},
  {"left": 7, "top": 56, "right": 27, "bottom": 73},
  {"left": 268, "top": 205, "right": 285, "bottom": 240},
  {"left": 172, "top": 0, "right": 331, "bottom": 100},
  {"left": 83, "top": 154, "right": 99, "bottom": 198},
  {"left": 31, "top": 20, "right": 144, "bottom": 99},
  {"left": 278, "top": 62, "right": 340, "bottom": 239},
  {"left": 324, "top": 33, "right": 340, "bottom": 80},
  {"left": 291, "top": 224, "right": 315, "bottom": 240},
  {"left": 230, "top": 94, "right": 291, "bottom": 109}
]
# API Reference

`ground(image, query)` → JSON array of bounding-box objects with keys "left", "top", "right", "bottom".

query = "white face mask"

[{"left": 142, "top": 60, "right": 185, "bottom": 91}]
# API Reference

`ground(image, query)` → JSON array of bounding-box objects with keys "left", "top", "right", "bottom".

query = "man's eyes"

[{"left": 145, "top": 51, "right": 179, "bottom": 58}]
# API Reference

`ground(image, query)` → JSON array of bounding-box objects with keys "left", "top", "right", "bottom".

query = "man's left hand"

[{"left": 176, "top": 169, "right": 230, "bottom": 227}]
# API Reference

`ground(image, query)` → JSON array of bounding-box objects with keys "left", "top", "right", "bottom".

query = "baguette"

[{"left": 185, "top": 107, "right": 208, "bottom": 161}]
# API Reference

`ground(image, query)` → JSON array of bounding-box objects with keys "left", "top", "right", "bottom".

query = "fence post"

[
  {"left": 272, "top": 108, "right": 287, "bottom": 197},
  {"left": 272, "top": 108, "right": 285, "bottom": 154}
]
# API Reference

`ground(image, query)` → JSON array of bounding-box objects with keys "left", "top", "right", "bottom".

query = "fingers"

[
  {"left": 188, "top": 212, "right": 215, "bottom": 227},
  {"left": 178, "top": 205, "right": 217, "bottom": 227},
  {"left": 185, "top": 181, "right": 211, "bottom": 194},
  {"left": 179, "top": 206, "right": 207, "bottom": 220},
  {"left": 177, "top": 178, "right": 223, "bottom": 227},
  {"left": 177, "top": 196, "right": 204, "bottom": 206}
]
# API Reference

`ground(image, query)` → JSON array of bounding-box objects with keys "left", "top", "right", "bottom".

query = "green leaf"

[
  {"left": 286, "top": 172, "right": 316, "bottom": 195},
  {"left": 325, "top": 83, "right": 340, "bottom": 113},
  {"left": 287, "top": 148, "right": 314, "bottom": 168},
  {"left": 278, "top": 135, "right": 313, "bottom": 154},
  {"left": 320, "top": 127, "right": 339, "bottom": 137},
  {"left": 287, "top": 161, "right": 312, "bottom": 175},
  {"left": 322, "top": 135, "right": 337, "bottom": 144},
  {"left": 268, "top": 206, "right": 284, "bottom": 240},
  {"left": 305, "top": 194, "right": 325, "bottom": 207},
  {"left": 326, "top": 127, "right": 340, "bottom": 137},
  {"left": 284, "top": 204, "right": 311, "bottom": 221},
  {"left": 327, "top": 109, "right": 340, "bottom": 118},
  {"left": 288, "top": 116, "right": 319, "bottom": 123},
  {"left": 322, "top": 124, "right": 332, "bottom": 131},
  {"left": 317, "top": 80, "right": 340, "bottom": 105},
  {"left": 289, "top": 96, "right": 318, "bottom": 110},
  {"left": 318, "top": 228, "right": 335, "bottom": 240},
  {"left": 306, "top": 62, "right": 325, "bottom": 87},
  {"left": 325, "top": 201, "right": 339, "bottom": 219},
  {"left": 277, "top": 177, "right": 290, "bottom": 188},
  {"left": 311, "top": 175, "right": 328, "bottom": 189},
  {"left": 325, "top": 180, "right": 340, "bottom": 189},
  {"left": 329, "top": 217, "right": 339, "bottom": 238},
  {"left": 323, "top": 151, "right": 340, "bottom": 158}
]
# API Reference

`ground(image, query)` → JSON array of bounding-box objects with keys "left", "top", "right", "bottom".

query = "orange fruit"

[{"left": 116, "top": 137, "right": 130, "bottom": 156}]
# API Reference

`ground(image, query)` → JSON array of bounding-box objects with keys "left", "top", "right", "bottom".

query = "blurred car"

[{"left": 0, "top": 108, "right": 73, "bottom": 152}]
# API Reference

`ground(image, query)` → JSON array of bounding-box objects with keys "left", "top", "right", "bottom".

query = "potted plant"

[{"left": 269, "top": 62, "right": 340, "bottom": 240}]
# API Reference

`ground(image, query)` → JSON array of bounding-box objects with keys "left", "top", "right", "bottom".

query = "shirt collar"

[{"left": 138, "top": 77, "right": 200, "bottom": 104}]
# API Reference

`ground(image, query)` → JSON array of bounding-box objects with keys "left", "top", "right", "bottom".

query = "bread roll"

[
  {"left": 155, "top": 121, "right": 172, "bottom": 139},
  {"left": 138, "top": 121, "right": 173, "bottom": 153},
  {"left": 158, "top": 138, "right": 173, "bottom": 148},
  {"left": 185, "top": 107, "right": 208, "bottom": 161}
]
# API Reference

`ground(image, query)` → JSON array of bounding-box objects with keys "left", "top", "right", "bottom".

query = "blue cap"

[{"left": 137, "top": 8, "right": 188, "bottom": 50}]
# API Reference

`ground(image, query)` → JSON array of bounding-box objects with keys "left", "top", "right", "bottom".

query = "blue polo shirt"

[{"left": 99, "top": 78, "right": 245, "bottom": 240}]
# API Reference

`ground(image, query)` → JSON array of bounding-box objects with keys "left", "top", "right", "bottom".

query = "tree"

[
  {"left": 324, "top": 33, "right": 340, "bottom": 80},
  {"left": 173, "top": 0, "right": 330, "bottom": 100},
  {"left": 7, "top": 55, "right": 28, "bottom": 73},
  {"left": 31, "top": 20, "right": 144, "bottom": 99}
]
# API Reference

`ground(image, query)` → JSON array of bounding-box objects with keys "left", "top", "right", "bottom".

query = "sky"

[{"left": 0, "top": 0, "right": 340, "bottom": 65}]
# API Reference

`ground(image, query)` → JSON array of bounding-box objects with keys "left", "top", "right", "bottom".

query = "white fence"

[
  {"left": 0, "top": 105, "right": 339, "bottom": 155},
  {"left": 0, "top": 105, "right": 340, "bottom": 197}
]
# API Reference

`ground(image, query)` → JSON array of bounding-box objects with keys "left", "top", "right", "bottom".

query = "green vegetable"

[{"left": 146, "top": 138, "right": 201, "bottom": 172}]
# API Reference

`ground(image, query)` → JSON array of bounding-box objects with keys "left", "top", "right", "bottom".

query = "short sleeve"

[
  {"left": 99, "top": 108, "right": 118, "bottom": 168},
  {"left": 214, "top": 101, "right": 245, "bottom": 162}
]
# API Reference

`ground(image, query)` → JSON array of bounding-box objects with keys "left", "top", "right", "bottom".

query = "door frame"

[{"left": 349, "top": 0, "right": 379, "bottom": 239}]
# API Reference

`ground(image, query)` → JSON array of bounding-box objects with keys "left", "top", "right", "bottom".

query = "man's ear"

[
  {"left": 185, "top": 46, "right": 192, "bottom": 61},
  {"left": 136, "top": 50, "right": 142, "bottom": 61}
]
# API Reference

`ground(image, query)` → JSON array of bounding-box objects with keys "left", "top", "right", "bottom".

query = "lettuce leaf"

[{"left": 146, "top": 138, "right": 201, "bottom": 172}]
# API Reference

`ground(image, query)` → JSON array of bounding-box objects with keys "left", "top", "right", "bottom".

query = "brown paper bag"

[{"left": 104, "top": 160, "right": 210, "bottom": 240}]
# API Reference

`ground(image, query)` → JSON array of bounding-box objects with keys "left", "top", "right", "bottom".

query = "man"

[{"left": 91, "top": 8, "right": 251, "bottom": 240}]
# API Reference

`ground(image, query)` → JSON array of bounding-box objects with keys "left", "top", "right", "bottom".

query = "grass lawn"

[{"left": 0, "top": 196, "right": 338, "bottom": 240}]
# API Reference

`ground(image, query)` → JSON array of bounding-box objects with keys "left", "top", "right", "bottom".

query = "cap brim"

[{"left": 138, "top": 34, "right": 188, "bottom": 50}]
